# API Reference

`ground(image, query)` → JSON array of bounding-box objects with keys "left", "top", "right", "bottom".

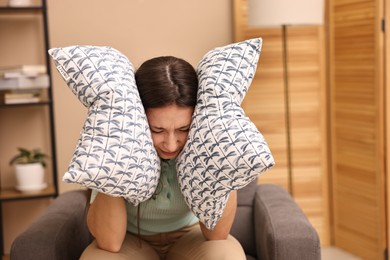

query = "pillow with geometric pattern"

[
  {"left": 49, "top": 46, "right": 160, "bottom": 206},
  {"left": 176, "top": 38, "right": 275, "bottom": 229}
]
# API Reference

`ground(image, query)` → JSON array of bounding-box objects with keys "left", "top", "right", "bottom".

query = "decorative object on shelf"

[
  {"left": 0, "top": 65, "right": 48, "bottom": 91},
  {"left": 0, "top": 65, "right": 48, "bottom": 104},
  {"left": 0, "top": 90, "right": 41, "bottom": 105},
  {"left": 9, "top": 147, "right": 48, "bottom": 193},
  {"left": 7, "top": 0, "right": 32, "bottom": 7},
  {"left": 0, "top": 74, "right": 49, "bottom": 90},
  {"left": 0, "top": 64, "right": 46, "bottom": 78}
]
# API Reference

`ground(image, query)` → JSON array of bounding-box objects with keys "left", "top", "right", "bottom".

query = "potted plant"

[{"left": 9, "top": 147, "right": 48, "bottom": 192}]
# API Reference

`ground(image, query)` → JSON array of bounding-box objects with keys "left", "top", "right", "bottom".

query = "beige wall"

[{"left": 47, "top": 0, "right": 233, "bottom": 193}]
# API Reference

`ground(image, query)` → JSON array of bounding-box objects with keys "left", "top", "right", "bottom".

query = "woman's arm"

[
  {"left": 199, "top": 190, "right": 237, "bottom": 240},
  {"left": 86, "top": 192, "right": 127, "bottom": 252}
]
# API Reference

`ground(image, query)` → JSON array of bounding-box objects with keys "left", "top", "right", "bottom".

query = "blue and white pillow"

[
  {"left": 176, "top": 38, "right": 275, "bottom": 229},
  {"left": 49, "top": 46, "right": 160, "bottom": 206}
]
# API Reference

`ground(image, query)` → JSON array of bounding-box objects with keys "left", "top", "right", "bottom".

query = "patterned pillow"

[
  {"left": 49, "top": 46, "right": 160, "bottom": 206},
  {"left": 176, "top": 38, "right": 275, "bottom": 229}
]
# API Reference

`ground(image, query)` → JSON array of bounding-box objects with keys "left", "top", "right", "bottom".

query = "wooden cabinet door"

[
  {"left": 328, "top": 0, "right": 387, "bottom": 258},
  {"left": 387, "top": 0, "right": 390, "bottom": 257}
]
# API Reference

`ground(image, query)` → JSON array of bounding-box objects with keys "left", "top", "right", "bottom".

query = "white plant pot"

[{"left": 14, "top": 163, "right": 47, "bottom": 193}]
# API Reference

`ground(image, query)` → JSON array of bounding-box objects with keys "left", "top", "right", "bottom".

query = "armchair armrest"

[
  {"left": 10, "top": 190, "right": 91, "bottom": 260},
  {"left": 254, "top": 184, "right": 321, "bottom": 260}
]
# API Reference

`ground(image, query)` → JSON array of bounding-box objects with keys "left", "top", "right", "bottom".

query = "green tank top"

[{"left": 125, "top": 158, "right": 198, "bottom": 235}]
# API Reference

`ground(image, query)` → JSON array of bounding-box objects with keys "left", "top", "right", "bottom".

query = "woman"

[{"left": 80, "top": 56, "right": 246, "bottom": 260}]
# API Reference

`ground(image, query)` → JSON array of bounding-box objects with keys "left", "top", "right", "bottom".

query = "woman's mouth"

[{"left": 160, "top": 150, "right": 178, "bottom": 158}]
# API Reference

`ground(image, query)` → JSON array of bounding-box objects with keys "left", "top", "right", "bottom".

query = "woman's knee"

[
  {"left": 200, "top": 237, "right": 246, "bottom": 260},
  {"left": 166, "top": 228, "right": 246, "bottom": 260},
  {"left": 80, "top": 234, "right": 160, "bottom": 260}
]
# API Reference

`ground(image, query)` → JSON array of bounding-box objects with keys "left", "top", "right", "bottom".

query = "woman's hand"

[
  {"left": 86, "top": 192, "right": 127, "bottom": 252},
  {"left": 199, "top": 190, "right": 238, "bottom": 240}
]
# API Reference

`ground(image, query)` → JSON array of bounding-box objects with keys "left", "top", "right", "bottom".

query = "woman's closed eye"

[
  {"left": 178, "top": 128, "right": 189, "bottom": 133},
  {"left": 150, "top": 125, "right": 190, "bottom": 134},
  {"left": 151, "top": 129, "right": 164, "bottom": 134}
]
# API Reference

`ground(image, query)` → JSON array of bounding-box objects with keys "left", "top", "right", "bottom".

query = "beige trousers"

[{"left": 80, "top": 224, "right": 246, "bottom": 260}]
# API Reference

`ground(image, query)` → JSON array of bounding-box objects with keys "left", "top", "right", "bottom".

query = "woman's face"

[{"left": 146, "top": 104, "right": 194, "bottom": 159}]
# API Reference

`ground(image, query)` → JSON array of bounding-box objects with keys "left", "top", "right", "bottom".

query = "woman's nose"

[{"left": 164, "top": 133, "right": 179, "bottom": 152}]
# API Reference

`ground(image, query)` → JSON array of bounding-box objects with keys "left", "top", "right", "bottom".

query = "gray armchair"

[{"left": 10, "top": 181, "right": 320, "bottom": 260}]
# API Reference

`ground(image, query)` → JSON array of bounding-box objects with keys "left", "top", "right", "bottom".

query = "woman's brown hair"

[{"left": 135, "top": 56, "right": 198, "bottom": 109}]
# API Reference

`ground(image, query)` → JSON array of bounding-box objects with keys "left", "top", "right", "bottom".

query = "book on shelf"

[
  {"left": 0, "top": 64, "right": 46, "bottom": 73},
  {"left": 3, "top": 96, "right": 40, "bottom": 105},
  {"left": 0, "top": 74, "right": 49, "bottom": 90},
  {"left": 0, "top": 89, "right": 43, "bottom": 105},
  {"left": 0, "top": 64, "right": 46, "bottom": 79}
]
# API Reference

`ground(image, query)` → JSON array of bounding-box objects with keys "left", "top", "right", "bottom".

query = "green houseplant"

[
  {"left": 9, "top": 147, "right": 48, "bottom": 192},
  {"left": 9, "top": 147, "right": 48, "bottom": 167}
]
